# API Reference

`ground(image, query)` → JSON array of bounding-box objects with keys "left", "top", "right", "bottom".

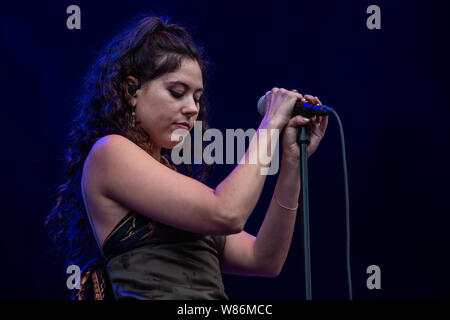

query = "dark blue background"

[{"left": 1, "top": 0, "right": 448, "bottom": 299}]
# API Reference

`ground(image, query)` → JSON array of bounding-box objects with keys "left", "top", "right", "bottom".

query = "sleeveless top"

[{"left": 76, "top": 210, "right": 228, "bottom": 300}]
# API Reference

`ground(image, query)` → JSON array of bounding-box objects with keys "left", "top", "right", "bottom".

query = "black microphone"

[{"left": 257, "top": 95, "right": 334, "bottom": 118}]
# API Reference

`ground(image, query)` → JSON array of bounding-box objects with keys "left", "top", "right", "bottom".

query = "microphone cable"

[
  {"left": 331, "top": 110, "right": 353, "bottom": 300},
  {"left": 293, "top": 103, "right": 353, "bottom": 300},
  {"left": 258, "top": 96, "right": 353, "bottom": 299}
]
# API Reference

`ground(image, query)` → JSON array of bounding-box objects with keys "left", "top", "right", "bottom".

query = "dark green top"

[{"left": 101, "top": 211, "right": 228, "bottom": 300}]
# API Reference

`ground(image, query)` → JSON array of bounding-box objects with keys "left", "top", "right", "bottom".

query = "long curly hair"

[{"left": 46, "top": 15, "right": 213, "bottom": 267}]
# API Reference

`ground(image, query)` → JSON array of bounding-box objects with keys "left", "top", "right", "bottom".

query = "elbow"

[
  {"left": 257, "top": 259, "right": 283, "bottom": 278},
  {"left": 217, "top": 206, "right": 244, "bottom": 234},
  {"left": 225, "top": 214, "right": 245, "bottom": 234},
  {"left": 263, "top": 266, "right": 282, "bottom": 278},
  {"left": 266, "top": 268, "right": 281, "bottom": 278}
]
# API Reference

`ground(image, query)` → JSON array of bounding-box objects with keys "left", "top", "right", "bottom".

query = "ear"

[{"left": 124, "top": 76, "right": 140, "bottom": 105}]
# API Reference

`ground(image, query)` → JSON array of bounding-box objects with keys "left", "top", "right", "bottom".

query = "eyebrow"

[{"left": 167, "top": 80, "right": 204, "bottom": 93}]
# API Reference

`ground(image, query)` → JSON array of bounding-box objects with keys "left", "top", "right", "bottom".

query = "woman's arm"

[
  {"left": 86, "top": 88, "right": 302, "bottom": 236},
  {"left": 221, "top": 95, "right": 328, "bottom": 276},
  {"left": 253, "top": 154, "right": 301, "bottom": 276},
  {"left": 220, "top": 154, "right": 300, "bottom": 277}
]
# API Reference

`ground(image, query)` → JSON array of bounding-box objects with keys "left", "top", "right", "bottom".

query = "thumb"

[{"left": 287, "top": 115, "right": 310, "bottom": 128}]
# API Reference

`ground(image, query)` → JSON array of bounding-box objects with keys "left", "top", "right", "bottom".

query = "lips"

[{"left": 175, "top": 122, "right": 190, "bottom": 130}]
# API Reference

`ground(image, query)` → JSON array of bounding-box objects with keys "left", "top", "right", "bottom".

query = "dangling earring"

[
  {"left": 131, "top": 90, "right": 137, "bottom": 128},
  {"left": 128, "top": 79, "right": 140, "bottom": 129},
  {"left": 131, "top": 109, "right": 136, "bottom": 128}
]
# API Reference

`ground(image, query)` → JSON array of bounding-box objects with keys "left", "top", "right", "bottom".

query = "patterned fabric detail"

[
  {"left": 76, "top": 211, "right": 151, "bottom": 300},
  {"left": 76, "top": 210, "right": 226, "bottom": 300},
  {"left": 75, "top": 258, "right": 113, "bottom": 300}
]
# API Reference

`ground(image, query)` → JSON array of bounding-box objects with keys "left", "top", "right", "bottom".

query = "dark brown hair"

[{"left": 46, "top": 15, "right": 212, "bottom": 266}]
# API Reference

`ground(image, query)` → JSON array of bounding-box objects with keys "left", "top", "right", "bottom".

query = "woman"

[{"left": 46, "top": 15, "right": 328, "bottom": 300}]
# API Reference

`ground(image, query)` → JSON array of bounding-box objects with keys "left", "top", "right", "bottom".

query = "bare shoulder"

[
  {"left": 89, "top": 134, "right": 149, "bottom": 164},
  {"left": 85, "top": 133, "right": 161, "bottom": 191},
  {"left": 83, "top": 134, "right": 239, "bottom": 236},
  {"left": 81, "top": 134, "right": 143, "bottom": 247}
]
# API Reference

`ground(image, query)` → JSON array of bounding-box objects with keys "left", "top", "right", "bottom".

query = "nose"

[{"left": 182, "top": 96, "right": 199, "bottom": 117}]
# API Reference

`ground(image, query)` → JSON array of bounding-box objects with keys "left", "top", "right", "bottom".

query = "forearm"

[
  {"left": 253, "top": 154, "right": 301, "bottom": 275},
  {"left": 214, "top": 121, "right": 281, "bottom": 229}
]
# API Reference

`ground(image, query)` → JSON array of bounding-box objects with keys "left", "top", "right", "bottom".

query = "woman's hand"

[
  {"left": 261, "top": 88, "right": 307, "bottom": 129},
  {"left": 281, "top": 94, "right": 329, "bottom": 160}
]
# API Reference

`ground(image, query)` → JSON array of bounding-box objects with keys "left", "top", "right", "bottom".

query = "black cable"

[{"left": 331, "top": 110, "right": 353, "bottom": 300}]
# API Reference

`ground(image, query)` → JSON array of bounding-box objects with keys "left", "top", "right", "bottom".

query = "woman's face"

[{"left": 133, "top": 58, "right": 204, "bottom": 151}]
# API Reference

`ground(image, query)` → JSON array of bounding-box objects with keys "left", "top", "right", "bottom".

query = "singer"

[{"left": 46, "top": 15, "right": 328, "bottom": 300}]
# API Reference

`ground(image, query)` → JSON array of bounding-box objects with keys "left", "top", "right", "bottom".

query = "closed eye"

[
  {"left": 169, "top": 89, "right": 183, "bottom": 99},
  {"left": 169, "top": 89, "right": 201, "bottom": 105}
]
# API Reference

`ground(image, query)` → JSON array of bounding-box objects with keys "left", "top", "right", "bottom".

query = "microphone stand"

[{"left": 297, "top": 125, "right": 312, "bottom": 300}]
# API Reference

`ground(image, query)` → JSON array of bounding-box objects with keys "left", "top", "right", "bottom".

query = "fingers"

[
  {"left": 264, "top": 87, "right": 328, "bottom": 134},
  {"left": 298, "top": 93, "right": 322, "bottom": 106},
  {"left": 264, "top": 87, "right": 304, "bottom": 118},
  {"left": 267, "top": 88, "right": 321, "bottom": 105},
  {"left": 304, "top": 95, "right": 326, "bottom": 131},
  {"left": 314, "top": 96, "right": 322, "bottom": 105},
  {"left": 286, "top": 110, "right": 328, "bottom": 133},
  {"left": 309, "top": 114, "right": 329, "bottom": 135},
  {"left": 267, "top": 87, "right": 304, "bottom": 101},
  {"left": 303, "top": 94, "right": 322, "bottom": 106},
  {"left": 303, "top": 94, "right": 315, "bottom": 104},
  {"left": 319, "top": 114, "right": 329, "bottom": 131},
  {"left": 278, "top": 88, "right": 303, "bottom": 101},
  {"left": 287, "top": 114, "right": 310, "bottom": 128},
  {"left": 264, "top": 88, "right": 327, "bottom": 127},
  {"left": 291, "top": 89, "right": 307, "bottom": 103}
]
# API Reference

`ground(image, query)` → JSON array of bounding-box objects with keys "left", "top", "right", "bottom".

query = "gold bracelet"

[{"left": 273, "top": 194, "right": 298, "bottom": 211}]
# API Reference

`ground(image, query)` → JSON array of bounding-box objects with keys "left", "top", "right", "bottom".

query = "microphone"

[{"left": 257, "top": 95, "right": 334, "bottom": 118}]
